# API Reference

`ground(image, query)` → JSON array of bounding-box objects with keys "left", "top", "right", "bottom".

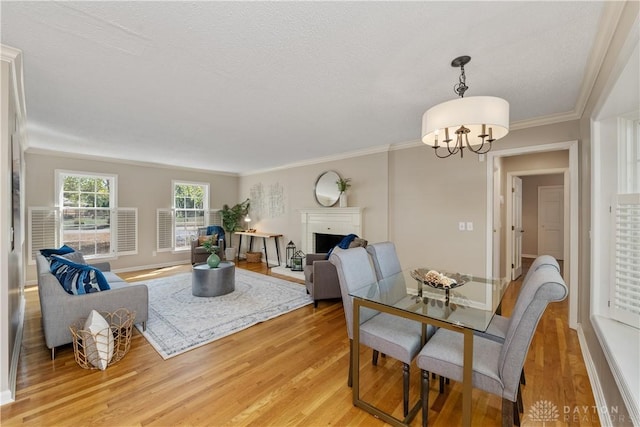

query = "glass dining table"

[{"left": 348, "top": 268, "right": 508, "bottom": 427}]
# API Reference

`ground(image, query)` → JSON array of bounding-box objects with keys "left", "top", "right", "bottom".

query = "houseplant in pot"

[
  {"left": 202, "top": 239, "right": 221, "bottom": 268},
  {"left": 221, "top": 198, "right": 250, "bottom": 260},
  {"left": 336, "top": 177, "right": 351, "bottom": 207}
]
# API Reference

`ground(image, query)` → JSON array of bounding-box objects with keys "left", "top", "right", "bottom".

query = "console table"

[{"left": 235, "top": 231, "right": 283, "bottom": 268}]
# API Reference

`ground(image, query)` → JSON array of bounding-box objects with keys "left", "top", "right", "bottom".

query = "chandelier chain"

[{"left": 453, "top": 63, "right": 468, "bottom": 98}]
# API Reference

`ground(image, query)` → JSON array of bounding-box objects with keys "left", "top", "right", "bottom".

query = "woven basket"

[
  {"left": 246, "top": 251, "right": 262, "bottom": 263},
  {"left": 69, "top": 308, "right": 135, "bottom": 370}
]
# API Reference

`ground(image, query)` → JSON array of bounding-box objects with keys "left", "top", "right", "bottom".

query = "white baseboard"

[{"left": 577, "top": 324, "right": 611, "bottom": 427}]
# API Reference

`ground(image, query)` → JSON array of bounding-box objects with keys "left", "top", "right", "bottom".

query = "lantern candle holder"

[
  {"left": 286, "top": 241, "right": 296, "bottom": 268},
  {"left": 291, "top": 250, "right": 305, "bottom": 272}
]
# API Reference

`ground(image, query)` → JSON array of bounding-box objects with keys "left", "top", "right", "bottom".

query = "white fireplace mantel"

[{"left": 299, "top": 207, "right": 363, "bottom": 254}]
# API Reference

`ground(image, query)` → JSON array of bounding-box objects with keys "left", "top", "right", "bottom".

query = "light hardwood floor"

[{"left": 1, "top": 259, "right": 599, "bottom": 426}]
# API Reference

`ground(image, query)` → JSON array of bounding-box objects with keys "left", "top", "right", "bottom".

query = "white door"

[
  {"left": 511, "top": 176, "right": 523, "bottom": 279},
  {"left": 538, "top": 185, "right": 564, "bottom": 259}
]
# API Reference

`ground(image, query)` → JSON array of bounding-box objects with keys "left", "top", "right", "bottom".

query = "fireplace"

[
  {"left": 299, "top": 208, "right": 363, "bottom": 254},
  {"left": 314, "top": 233, "right": 347, "bottom": 253}
]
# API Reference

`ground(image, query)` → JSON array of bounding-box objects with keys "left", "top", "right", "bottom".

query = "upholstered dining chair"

[
  {"left": 480, "top": 255, "right": 560, "bottom": 344},
  {"left": 366, "top": 241, "right": 402, "bottom": 280},
  {"left": 416, "top": 264, "right": 568, "bottom": 427},
  {"left": 330, "top": 247, "right": 425, "bottom": 417},
  {"left": 477, "top": 254, "right": 561, "bottom": 405}
]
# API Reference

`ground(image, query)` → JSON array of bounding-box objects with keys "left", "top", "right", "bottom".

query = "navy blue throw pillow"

[
  {"left": 40, "top": 245, "right": 75, "bottom": 259},
  {"left": 49, "top": 255, "right": 110, "bottom": 295}
]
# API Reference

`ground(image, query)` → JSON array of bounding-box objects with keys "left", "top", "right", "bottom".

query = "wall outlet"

[
  {"left": 458, "top": 222, "right": 466, "bottom": 231},
  {"left": 466, "top": 222, "right": 474, "bottom": 231},
  {"left": 152, "top": 251, "right": 157, "bottom": 257}
]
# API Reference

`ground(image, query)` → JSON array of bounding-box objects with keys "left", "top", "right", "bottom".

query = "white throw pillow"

[{"left": 84, "top": 310, "right": 114, "bottom": 370}]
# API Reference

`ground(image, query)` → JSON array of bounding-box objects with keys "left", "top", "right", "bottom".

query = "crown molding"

[
  {"left": 25, "top": 147, "right": 239, "bottom": 176},
  {"left": 1, "top": 44, "right": 27, "bottom": 138},
  {"left": 574, "top": 1, "right": 627, "bottom": 119},
  {"left": 241, "top": 144, "right": 391, "bottom": 177}
]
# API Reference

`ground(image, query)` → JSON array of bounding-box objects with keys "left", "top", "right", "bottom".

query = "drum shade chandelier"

[{"left": 422, "top": 56, "right": 509, "bottom": 158}]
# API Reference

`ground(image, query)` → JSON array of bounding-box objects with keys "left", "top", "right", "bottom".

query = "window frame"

[
  {"left": 55, "top": 170, "right": 118, "bottom": 260},
  {"left": 171, "top": 180, "right": 209, "bottom": 252}
]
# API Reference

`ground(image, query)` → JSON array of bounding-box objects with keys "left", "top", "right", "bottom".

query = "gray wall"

[
  {"left": 576, "top": 0, "right": 639, "bottom": 422},
  {"left": 24, "top": 152, "right": 239, "bottom": 281},
  {"left": 1, "top": 56, "right": 25, "bottom": 403}
]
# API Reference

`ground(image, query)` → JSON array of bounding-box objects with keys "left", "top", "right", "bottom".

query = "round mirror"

[{"left": 314, "top": 170, "right": 341, "bottom": 207}]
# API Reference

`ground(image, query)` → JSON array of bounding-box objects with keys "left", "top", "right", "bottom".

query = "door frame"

[
  {"left": 511, "top": 175, "right": 523, "bottom": 280},
  {"left": 486, "top": 140, "right": 578, "bottom": 329}
]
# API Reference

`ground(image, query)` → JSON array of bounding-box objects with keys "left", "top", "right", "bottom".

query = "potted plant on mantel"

[
  {"left": 336, "top": 177, "right": 351, "bottom": 208},
  {"left": 221, "top": 198, "right": 250, "bottom": 260}
]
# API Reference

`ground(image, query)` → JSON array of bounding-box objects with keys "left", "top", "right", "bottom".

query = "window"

[
  {"left": 611, "top": 118, "right": 640, "bottom": 329},
  {"left": 57, "top": 171, "right": 116, "bottom": 258},
  {"left": 173, "top": 181, "right": 208, "bottom": 250},
  {"left": 28, "top": 171, "right": 137, "bottom": 262}
]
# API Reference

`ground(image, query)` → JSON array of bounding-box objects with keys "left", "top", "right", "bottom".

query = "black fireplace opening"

[{"left": 314, "top": 233, "right": 347, "bottom": 253}]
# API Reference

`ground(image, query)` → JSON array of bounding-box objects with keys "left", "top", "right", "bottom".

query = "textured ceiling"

[{"left": 1, "top": 1, "right": 605, "bottom": 173}]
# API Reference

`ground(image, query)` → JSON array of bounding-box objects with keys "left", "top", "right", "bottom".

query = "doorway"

[{"left": 486, "top": 141, "right": 578, "bottom": 329}]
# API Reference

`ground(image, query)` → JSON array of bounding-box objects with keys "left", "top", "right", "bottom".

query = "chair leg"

[
  {"left": 51, "top": 347, "right": 55, "bottom": 360},
  {"left": 520, "top": 369, "right": 526, "bottom": 385},
  {"left": 421, "top": 370, "right": 430, "bottom": 427},
  {"left": 372, "top": 350, "right": 379, "bottom": 366},
  {"left": 439, "top": 375, "right": 445, "bottom": 393},
  {"left": 348, "top": 339, "right": 353, "bottom": 388},
  {"left": 313, "top": 300, "right": 318, "bottom": 308},
  {"left": 517, "top": 384, "right": 524, "bottom": 414},
  {"left": 502, "top": 398, "right": 514, "bottom": 427},
  {"left": 513, "top": 399, "right": 521, "bottom": 426},
  {"left": 403, "top": 363, "right": 410, "bottom": 417}
]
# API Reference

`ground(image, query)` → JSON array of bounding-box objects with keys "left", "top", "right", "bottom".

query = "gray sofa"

[{"left": 36, "top": 254, "right": 149, "bottom": 359}]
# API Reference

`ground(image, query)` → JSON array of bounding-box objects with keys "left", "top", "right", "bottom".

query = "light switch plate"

[
  {"left": 458, "top": 222, "right": 466, "bottom": 231},
  {"left": 466, "top": 222, "right": 473, "bottom": 231}
]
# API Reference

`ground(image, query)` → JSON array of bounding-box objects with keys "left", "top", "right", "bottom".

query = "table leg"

[
  {"left": 462, "top": 328, "right": 473, "bottom": 427},
  {"left": 353, "top": 299, "right": 361, "bottom": 404},
  {"left": 262, "top": 237, "right": 269, "bottom": 268},
  {"left": 237, "top": 234, "right": 243, "bottom": 262},
  {"left": 274, "top": 237, "right": 281, "bottom": 266}
]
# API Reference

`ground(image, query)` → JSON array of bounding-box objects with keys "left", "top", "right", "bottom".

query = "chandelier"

[{"left": 421, "top": 56, "right": 509, "bottom": 158}]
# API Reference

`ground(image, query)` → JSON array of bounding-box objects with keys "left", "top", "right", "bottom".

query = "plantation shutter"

[
  {"left": 610, "top": 193, "right": 640, "bottom": 328},
  {"left": 116, "top": 208, "right": 138, "bottom": 255},
  {"left": 28, "top": 207, "right": 59, "bottom": 263},
  {"left": 157, "top": 208, "right": 174, "bottom": 252}
]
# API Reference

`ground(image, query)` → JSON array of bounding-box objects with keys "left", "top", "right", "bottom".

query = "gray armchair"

[
  {"left": 191, "top": 226, "right": 226, "bottom": 264},
  {"left": 304, "top": 253, "right": 341, "bottom": 308}
]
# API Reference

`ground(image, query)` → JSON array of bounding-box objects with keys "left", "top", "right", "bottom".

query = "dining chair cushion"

[
  {"left": 417, "top": 329, "right": 504, "bottom": 397},
  {"left": 366, "top": 241, "right": 402, "bottom": 280},
  {"left": 361, "top": 312, "right": 424, "bottom": 364}
]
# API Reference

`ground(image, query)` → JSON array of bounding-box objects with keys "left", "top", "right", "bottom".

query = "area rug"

[
  {"left": 135, "top": 269, "right": 313, "bottom": 359},
  {"left": 270, "top": 265, "right": 305, "bottom": 281}
]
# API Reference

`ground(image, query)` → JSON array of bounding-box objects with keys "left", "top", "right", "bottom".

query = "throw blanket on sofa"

[
  {"left": 206, "top": 226, "right": 226, "bottom": 247},
  {"left": 326, "top": 234, "right": 358, "bottom": 258}
]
